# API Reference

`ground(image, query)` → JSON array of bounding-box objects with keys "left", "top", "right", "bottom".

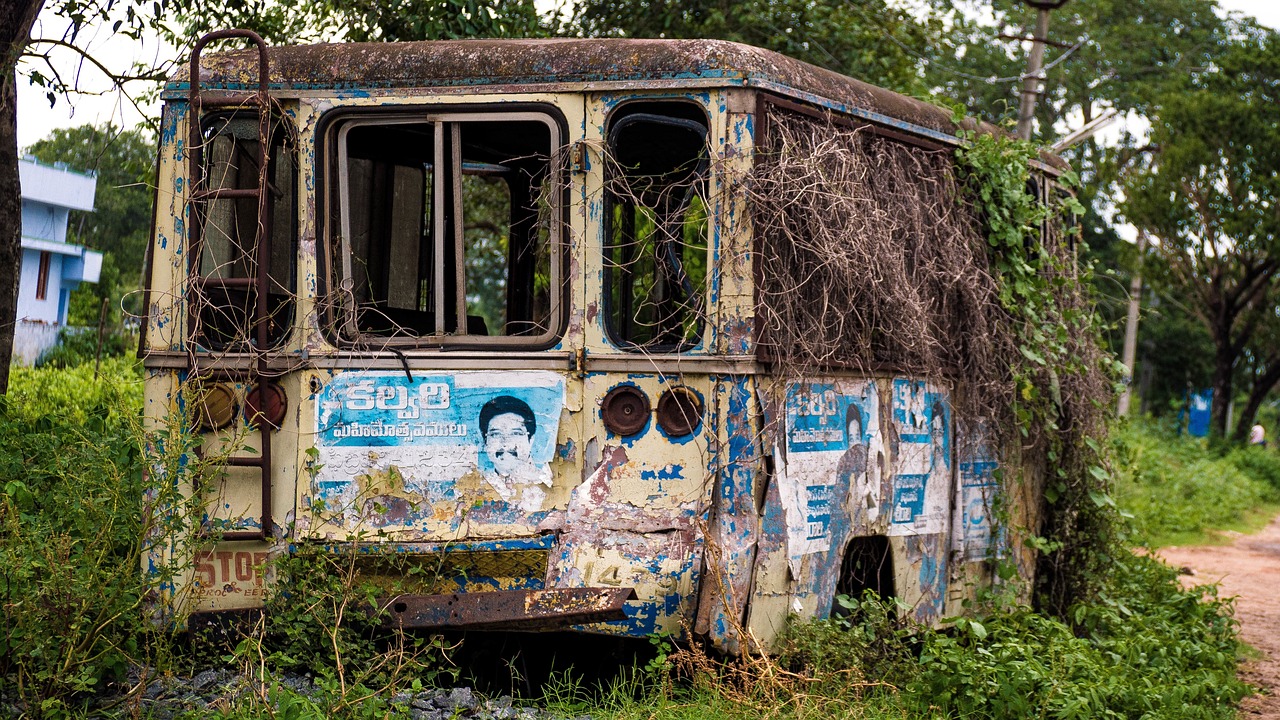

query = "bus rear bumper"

[{"left": 377, "top": 587, "right": 637, "bottom": 631}]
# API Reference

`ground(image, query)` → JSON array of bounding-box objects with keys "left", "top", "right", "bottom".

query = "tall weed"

[{"left": 0, "top": 362, "right": 156, "bottom": 717}]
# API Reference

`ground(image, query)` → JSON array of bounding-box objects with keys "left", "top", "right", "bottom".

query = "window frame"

[
  {"left": 601, "top": 98, "right": 712, "bottom": 355},
  {"left": 35, "top": 251, "right": 51, "bottom": 301},
  {"left": 323, "top": 105, "right": 568, "bottom": 350},
  {"left": 188, "top": 109, "right": 300, "bottom": 353}
]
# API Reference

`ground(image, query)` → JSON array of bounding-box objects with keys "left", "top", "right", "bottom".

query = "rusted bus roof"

[{"left": 168, "top": 37, "right": 1068, "bottom": 171}]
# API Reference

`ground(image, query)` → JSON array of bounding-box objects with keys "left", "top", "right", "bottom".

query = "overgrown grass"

[
  {"left": 537, "top": 552, "right": 1246, "bottom": 720},
  {"left": 0, "top": 360, "right": 151, "bottom": 717},
  {"left": 1113, "top": 419, "right": 1280, "bottom": 546}
]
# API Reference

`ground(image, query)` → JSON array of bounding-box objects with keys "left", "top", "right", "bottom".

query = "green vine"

[{"left": 956, "top": 130, "right": 1120, "bottom": 617}]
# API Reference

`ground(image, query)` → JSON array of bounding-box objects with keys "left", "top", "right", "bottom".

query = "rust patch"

[
  {"left": 169, "top": 38, "right": 1036, "bottom": 154},
  {"left": 379, "top": 587, "right": 636, "bottom": 630}
]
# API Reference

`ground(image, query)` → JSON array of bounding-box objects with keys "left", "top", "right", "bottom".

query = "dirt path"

[{"left": 1159, "top": 515, "right": 1280, "bottom": 718}]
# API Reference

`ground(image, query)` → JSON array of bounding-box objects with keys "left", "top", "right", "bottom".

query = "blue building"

[{"left": 13, "top": 156, "right": 100, "bottom": 364}]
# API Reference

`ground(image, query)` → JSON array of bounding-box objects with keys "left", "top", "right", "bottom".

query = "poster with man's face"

[{"left": 313, "top": 370, "right": 565, "bottom": 521}]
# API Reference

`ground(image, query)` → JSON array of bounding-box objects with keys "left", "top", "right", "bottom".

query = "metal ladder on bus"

[{"left": 187, "top": 29, "right": 275, "bottom": 542}]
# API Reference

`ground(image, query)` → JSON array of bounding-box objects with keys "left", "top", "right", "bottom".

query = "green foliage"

[
  {"left": 573, "top": 0, "right": 935, "bottom": 96},
  {"left": 5, "top": 357, "right": 142, "bottom": 424},
  {"left": 957, "top": 129, "right": 1117, "bottom": 615},
  {"left": 1121, "top": 29, "right": 1280, "bottom": 438},
  {"left": 258, "top": 546, "right": 453, "bottom": 692},
  {"left": 1114, "top": 420, "right": 1279, "bottom": 545},
  {"left": 163, "top": 0, "right": 546, "bottom": 47},
  {"left": 599, "top": 557, "right": 1246, "bottom": 720},
  {"left": 35, "top": 325, "right": 136, "bottom": 369},
  {"left": 774, "top": 591, "right": 916, "bottom": 692},
  {"left": 0, "top": 362, "right": 153, "bottom": 717},
  {"left": 916, "top": 554, "right": 1245, "bottom": 719}
]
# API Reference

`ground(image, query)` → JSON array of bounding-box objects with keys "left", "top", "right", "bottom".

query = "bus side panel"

[
  {"left": 692, "top": 375, "right": 761, "bottom": 654},
  {"left": 549, "top": 373, "right": 713, "bottom": 638},
  {"left": 745, "top": 377, "right": 966, "bottom": 647}
]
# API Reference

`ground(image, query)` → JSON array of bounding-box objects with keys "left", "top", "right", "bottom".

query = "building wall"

[{"left": 12, "top": 158, "right": 98, "bottom": 365}]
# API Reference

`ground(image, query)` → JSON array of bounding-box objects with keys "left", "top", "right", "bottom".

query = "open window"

[
  {"left": 192, "top": 113, "right": 297, "bottom": 351},
  {"left": 328, "top": 110, "right": 562, "bottom": 346},
  {"left": 604, "top": 102, "right": 710, "bottom": 352}
]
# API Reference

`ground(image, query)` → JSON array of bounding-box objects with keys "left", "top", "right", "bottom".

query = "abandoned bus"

[{"left": 141, "top": 32, "right": 1062, "bottom": 653}]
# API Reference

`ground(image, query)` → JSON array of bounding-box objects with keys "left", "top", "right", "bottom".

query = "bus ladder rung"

[
  {"left": 191, "top": 188, "right": 262, "bottom": 202},
  {"left": 192, "top": 414, "right": 273, "bottom": 540},
  {"left": 193, "top": 277, "right": 256, "bottom": 289}
]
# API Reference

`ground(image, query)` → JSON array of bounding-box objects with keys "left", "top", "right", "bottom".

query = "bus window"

[
  {"left": 194, "top": 114, "right": 297, "bottom": 351},
  {"left": 604, "top": 103, "right": 709, "bottom": 352},
  {"left": 330, "top": 112, "right": 561, "bottom": 345}
]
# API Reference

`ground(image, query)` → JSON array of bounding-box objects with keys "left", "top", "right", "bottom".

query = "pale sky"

[{"left": 14, "top": 0, "right": 1280, "bottom": 150}]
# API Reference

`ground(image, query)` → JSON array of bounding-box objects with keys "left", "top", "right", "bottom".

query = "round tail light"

[
  {"left": 657, "top": 387, "right": 703, "bottom": 437},
  {"left": 246, "top": 382, "right": 288, "bottom": 431},
  {"left": 602, "top": 385, "right": 650, "bottom": 436},
  {"left": 192, "top": 383, "right": 238, "bottom": 432}
]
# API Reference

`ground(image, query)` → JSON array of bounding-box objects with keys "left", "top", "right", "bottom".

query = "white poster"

[
  {"left": 780, "top": 380, "right": 882, "bottom": 574},
  {"left": 888, "top": 379, "right": 951, "bottom": 536}
]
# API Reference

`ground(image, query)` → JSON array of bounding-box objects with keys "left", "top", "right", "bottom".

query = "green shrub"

[
  {"left": 5, "top": 358, "right": 143, "bottom": 425},
  {"left": 914, "top": 553, "right": 1245, "bottom": 719},
  {"left": 1113, "top": 420, "right": 1274, "bottom": 544},
  {"left": 1223, "top": 444, "right": 1280, "bottom": 494},
  {"left": 0, "top": 362, "right": 157, "bottom": 717},
  {"left": 35, "top": 326, "right": 136, "bottom": 369}
]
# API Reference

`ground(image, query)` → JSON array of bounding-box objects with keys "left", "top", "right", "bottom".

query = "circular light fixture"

[
  {"left": 656, "top": 387, "right": 703, "bottom": 437},
  {"left": 192, "top": 383, "right": 238, "bottom": 432},
  {"left": 601, "top": 385, "right": 650, "bottom": 436},
  {"left": 246, "top": 382, "right": 288, "bottom": 430}
]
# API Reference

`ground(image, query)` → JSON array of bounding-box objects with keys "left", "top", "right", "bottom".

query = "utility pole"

[
  {"left": 1117, "top": 230, "right": 1148, "bottom": 417},
  {"left": 1016, "top": 0, "right": 1071, "bottom": 140}
]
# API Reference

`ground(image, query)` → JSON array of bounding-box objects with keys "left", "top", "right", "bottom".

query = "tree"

[
  {"left": 0, "top": 0, "right": 47, "bottom": 393},
  {"left": 25, "top": 123, "right": 157, "bottom": 323},
  {"left": 572, "top": 0, "right": 939, "bottom": 95},
  {"left": 0, "top": 0, "right": 169, "bottom": 393},
  {"left": 1123, "top": 32, "right": 1280, "bottom": 438},
  {"left": 162, "top": 0, "right": 546, "bottom": 46}
]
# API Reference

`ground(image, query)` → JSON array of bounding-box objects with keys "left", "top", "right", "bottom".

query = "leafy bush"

[
  {"left": 35, "top": 326, "right": 136, "bottom": 370},
  {"left": 0, "top": 362, "right": 154, "bottom": 717},
  {"left": 5, "top": 358, "right": 142, "bottom": 425},
  {"left": 916, "top": 553, "right": 1245, "bottom": 719},
  {"left": 774, "top": 591, "right": 916, "bottom": 692},
  {"left": 1113, "top": 420, "right": 1276, "bottom": 544}
]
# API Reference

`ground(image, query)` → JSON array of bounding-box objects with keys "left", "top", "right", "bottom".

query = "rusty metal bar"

[
  {"left": 377, "top": 587, "right": 636, "bottom": 630},
  {"left": 193, "top": 276, "right": 256, "bottom": 289},
  {"left": 187, "top": 29, "right": 275, "bottom": 540},
  {"left": 191, "top": 187, "right": 263, "bottom": 202}
]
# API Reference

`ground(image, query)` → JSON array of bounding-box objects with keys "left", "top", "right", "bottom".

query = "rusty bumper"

[{"left": 377, "top": 587, "right": 636, "bottom": 630}]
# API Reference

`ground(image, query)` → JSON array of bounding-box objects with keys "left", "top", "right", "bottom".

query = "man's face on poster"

[{"left": 485, "top": 412, "right": 533, "bottom": 477}]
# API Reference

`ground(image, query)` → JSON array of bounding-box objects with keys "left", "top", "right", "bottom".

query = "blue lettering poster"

[
  {"left": 314, "top": 370, "right": 565, "bottom": 517},
  {"left": 780, "top": 380, "right": 882, "bottom": 570},
  {"left": 889, "top": 379, "right": 950, "bottom": 536}
]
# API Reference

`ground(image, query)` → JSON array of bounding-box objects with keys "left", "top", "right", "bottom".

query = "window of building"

[
  {"left": 604, "top": 102, "right": 709, "bottom": 352},
  {"left": 328, "top": 110, "right": 562, "bottom": 346},
  {"left": 35, "top": 251, "right": 51, "bottom": 300}
]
